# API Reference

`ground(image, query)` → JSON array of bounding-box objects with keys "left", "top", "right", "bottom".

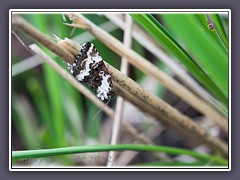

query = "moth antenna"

[{"left": 92, "top": 98, "right": 111, "bottom": 121}]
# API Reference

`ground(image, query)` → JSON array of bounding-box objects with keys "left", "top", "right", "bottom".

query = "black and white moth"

[{"left": 57, "top": 37, "right": 114, "bottom": 101}]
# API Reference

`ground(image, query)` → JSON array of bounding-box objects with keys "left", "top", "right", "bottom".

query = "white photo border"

[{"left": 9, "top": 9, "right": 231, "bottom": 171}]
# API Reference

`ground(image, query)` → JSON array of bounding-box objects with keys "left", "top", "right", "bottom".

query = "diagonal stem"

[
  {"left": 12, "top": 14, "right": 228, "bottom": 156},
  {"left": 65, "top": 13, "right": 228, "bottom": 131}
]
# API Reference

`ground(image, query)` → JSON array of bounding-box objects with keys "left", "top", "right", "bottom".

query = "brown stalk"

[
  {"left": 111, "top": 76, "right": 228, "bottom": 156},
  {"left": 104, "top": 14, "right": 219, "bottom": 112},
  {"left": 12, "top": 14, "right": 74, "bottom": 62},
  {"left": 28, "top": 44, "right": 162, "bottom": 149},
  {"left": 12, "top": 14, "right": 228, "bottom": 156},
  {"left": 65, "top": 13, "right": 228, "bottom": 132},
  {"left": 11, "top": 14, "right": 167, "bottom": 153}
]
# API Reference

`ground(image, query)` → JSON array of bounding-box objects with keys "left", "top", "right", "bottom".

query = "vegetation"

[{"left": 11, "top": 12, "right": 229, "bottom": 167}]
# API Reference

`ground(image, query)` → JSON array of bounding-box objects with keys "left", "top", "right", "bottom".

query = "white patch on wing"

[
  {"left": 91, "top": 51, "right": 102, "bottom": 64},
  {"left": 87, "top": 44, "right": 103, "bottom": 69},
  {"left": 75, "top": 43, "right": 103, "bottom": 81},
  {"left": 97, "top": 73, "right": 111, "bottom": 100},
  {"left": 61, "top": 41, "right": 113, "bottom": 101},
  {"left": 75, "top": 55, "right": 92, "bottom": 81}
]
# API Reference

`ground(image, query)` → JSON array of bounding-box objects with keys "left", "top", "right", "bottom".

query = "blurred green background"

[{"left": 11, "top": 13, "right": 229, "bottom": 166}]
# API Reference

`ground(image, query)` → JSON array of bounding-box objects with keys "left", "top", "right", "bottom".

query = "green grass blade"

[
  {"left": 12, "top": 144, "right": 228, "bottom": 166},
  {"left": 53, "top": 15, "right": 84, "bottom": 145},
  {"left": 210, "top": 14, "right": 228, "bottom": 49},
  {"left": 131, "top": 14, "right": 228, "bottom": 107},
  {"left": 194, "top": 14, "right": 228, "bottom": 52},
  {"left": 43, "top": 65, "right": 66, "bottom": 147},
  {"left": 26, "top": 77, "right": 51, "bottom": 130},
  {"left": 29, "top": 14, "right": 66, "bottom": 147},
  {"left": 161, "top": 14, "right": 228, "bottom": 106},
  {"left": 60, "top": 80, "right": 83, "bottom": 145},
  {"left": 134, "top": 160, "right": 225, "bottom": 166}
]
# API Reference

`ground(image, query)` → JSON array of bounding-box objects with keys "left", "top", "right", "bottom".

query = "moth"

[{"left": 56, "top": 36, "right": 114, "bottom": 101}]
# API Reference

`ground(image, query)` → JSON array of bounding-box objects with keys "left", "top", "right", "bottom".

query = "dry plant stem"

[
  {"left": 12, "top": 21, "right": 119, "bottom": 77},
  {"left": 15, "top": 15, "right": 227, "bottom": 156},
  {"left": 115, "top": 150, "right": 138, "bottom": 166},
  {"left": 12, "top": 55, "right": 42, "bottom": 76},
  {"left": 12, "top": 14, "right": 74, "bottom": 63},
  {"left": 115, "top": 130, "right": 170, "bottom": 165},
  {"left": 105, "top": 14, "right": 217, "bottom": 110},
  {"left": 66, "top": 13, "right": 228, "bottom": 131},
  {"left": 28, "top": 44, "right": 161, "bottom": 149},
  {"left": 30, "top": 41, "right": 228, "bottom": 156},
  {"left": 29, "top": 44, "right": 113, "bottom": 117},
  {"left": 13, "top": 14, "right": 227, "bottom": 131},
  {"left": 110, "top": 69, "right": 228, "bottom": 157},
  {"left": 108, "top": 15, "right": 132, "bottom": 166}
]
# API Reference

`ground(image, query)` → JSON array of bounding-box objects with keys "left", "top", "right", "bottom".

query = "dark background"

[{"left": 1, "top": 0, "right": 239, "bottom": 179}]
